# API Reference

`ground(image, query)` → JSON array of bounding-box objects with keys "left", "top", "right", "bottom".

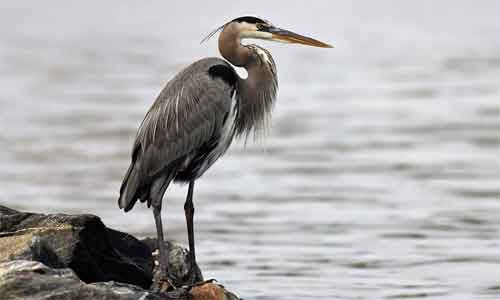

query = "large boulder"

[{"left": 0, "top": 205, "right": 153, "bottom": 288}]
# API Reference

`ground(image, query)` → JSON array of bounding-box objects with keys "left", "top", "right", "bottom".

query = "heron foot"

[
  {"left": 186, "top": 259, "right": 204, "bottom": 285},
  {"left": 151, "top": 276, "right": 176, "bottom": 293}
]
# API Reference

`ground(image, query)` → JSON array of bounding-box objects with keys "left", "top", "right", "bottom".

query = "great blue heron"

[{"left": 118, "top": 16, "right": 331, "bottom": 289}]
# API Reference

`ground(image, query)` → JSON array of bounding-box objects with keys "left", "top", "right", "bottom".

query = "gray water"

[{"left": 1, "top": 1, "right": 500, "bottom": 299}]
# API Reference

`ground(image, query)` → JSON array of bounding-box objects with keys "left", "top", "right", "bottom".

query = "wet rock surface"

[{"left": 0, "top": 206, "right": 239, "bottom": 300}]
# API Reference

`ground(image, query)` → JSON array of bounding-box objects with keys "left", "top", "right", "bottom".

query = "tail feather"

[
  {"left": 119, "top": 161, "right": 142, "bottom": 212},
  {"left": 119, "top": 145, "right": 178, "bottom": 212}
]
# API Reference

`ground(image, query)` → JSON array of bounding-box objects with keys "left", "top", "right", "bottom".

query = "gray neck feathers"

[
  {"left": 218, "top": 26, "right": 279, "bottom": 139},
  {"left": 234, "top": 45, "right": 278, "bottom": 139}
]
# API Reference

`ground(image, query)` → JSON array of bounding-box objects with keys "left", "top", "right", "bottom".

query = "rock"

[
  {"left": 0, "top": 260, "right": 238, "bottom": 300},
  {"left": 0, "top": 206, "right": 241, "bottom": 300},
  {"left": 0, "top": 260, "right": 161, "bottom": 300},
  {"left": 0, "top": 205, "right": 153, "bottom": 288},
  {"left": 191, "top": 281, "right": 240, "bottom": 300},
  {"left": 141, "top": 237, "right": 203, "bottom": 287}
]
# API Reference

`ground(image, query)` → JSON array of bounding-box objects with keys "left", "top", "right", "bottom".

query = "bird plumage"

[{"left": 119, "top": 58, "right": 239, "bottom": 212}]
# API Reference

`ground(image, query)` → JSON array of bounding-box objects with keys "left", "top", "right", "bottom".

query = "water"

[{"left": 1, "top": 1, "right": 500, "bottom": 299}]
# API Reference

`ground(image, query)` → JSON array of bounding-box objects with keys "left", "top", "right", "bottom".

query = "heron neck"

[
  {"left": 233, "top": 46, "right": 278, "bottom": 138},
  {"left": 218, "top": 27, "right": 278, "bottom": 137},
  {"left": 218, "top": 29, "right": 251, "bottom": 67}
]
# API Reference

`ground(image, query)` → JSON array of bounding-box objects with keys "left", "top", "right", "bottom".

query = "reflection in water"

[{"left": 1, "top": 1, "right": 500, "bottom": 299}]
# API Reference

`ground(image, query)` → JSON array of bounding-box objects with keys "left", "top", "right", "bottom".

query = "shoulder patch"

[{"left": 208, "top": 64, "right": 238, "bottom": 86}]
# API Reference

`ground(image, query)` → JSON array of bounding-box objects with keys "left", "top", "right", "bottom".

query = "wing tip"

[{"left": 118, "top": 193, "right": 136, "bottom": 213}]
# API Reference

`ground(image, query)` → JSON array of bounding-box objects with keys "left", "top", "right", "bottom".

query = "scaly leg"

[
  {"left": 184, "top": 180, "right": 203, "bottom": 283},
  {"left": 152, "top": 204, "right": 174, "bottom": 292}
]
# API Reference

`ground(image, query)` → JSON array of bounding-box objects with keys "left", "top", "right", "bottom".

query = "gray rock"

[
  {"left": 0, "top": 260, "right": 237, "bottom": 300},
  {"left": 141, "top": 237, "right": 203, "bottom": 287},
  {"left": 0, "top": 260, "right": 162, "bottom": 300},
  {"left": 0, "top": 205, "right": 153, "bottom": 288}
]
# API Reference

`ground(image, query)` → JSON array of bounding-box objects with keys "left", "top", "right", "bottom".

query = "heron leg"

[
  {"left": 152, "top": 203, "right": 174, "bottom": 291},
  {"left": 184, "top": 180, "right": 203, "bottom": 283}
]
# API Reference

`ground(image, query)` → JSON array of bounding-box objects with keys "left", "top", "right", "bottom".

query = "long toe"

[
  {"left": 151, "top": 277, "right": 176, "bottom": 293},
  {"left": 186, "top": 261, "right": 204, "bottom": 285}
]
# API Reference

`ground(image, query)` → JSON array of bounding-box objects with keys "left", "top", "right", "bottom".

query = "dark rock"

[
  {"left": 0, "top": 205, "right": 153, "bottom": 288},
  {"left": 0, "top": 206, "right": 240, "bottom": 300}
]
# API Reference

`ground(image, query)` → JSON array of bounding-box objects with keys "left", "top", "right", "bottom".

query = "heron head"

[{"left": 203, "top": 16, "right": 333, "bottom": 48}]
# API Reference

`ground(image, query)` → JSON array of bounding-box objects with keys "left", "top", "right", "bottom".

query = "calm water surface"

[{"left": 1, "top": 1, "right": 500, "bottom": 299}]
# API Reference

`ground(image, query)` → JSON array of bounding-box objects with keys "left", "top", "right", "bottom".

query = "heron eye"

[{"left": 256, "top": 23, "right": 270, "bottom": 32}]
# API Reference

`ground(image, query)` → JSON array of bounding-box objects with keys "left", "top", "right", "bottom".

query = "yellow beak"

[{"left": 268, "top": 26, "right": 333, "bottom": 48}]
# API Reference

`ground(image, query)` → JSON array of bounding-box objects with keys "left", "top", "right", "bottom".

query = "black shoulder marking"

[
  {"left": 208, "top": 64, "right": 238, "bottom": 86},
  {"left": 232, "top": 16, "right": 266, "bottom": 24}
]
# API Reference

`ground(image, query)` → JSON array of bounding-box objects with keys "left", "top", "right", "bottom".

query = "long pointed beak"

[{"left": 267, "top": 26, "right": 333, "bottom": 48}]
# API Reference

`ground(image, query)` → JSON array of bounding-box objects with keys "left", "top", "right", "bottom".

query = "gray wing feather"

[{"left": 119, "top": 58, "right": 234, "bottom": 210}]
